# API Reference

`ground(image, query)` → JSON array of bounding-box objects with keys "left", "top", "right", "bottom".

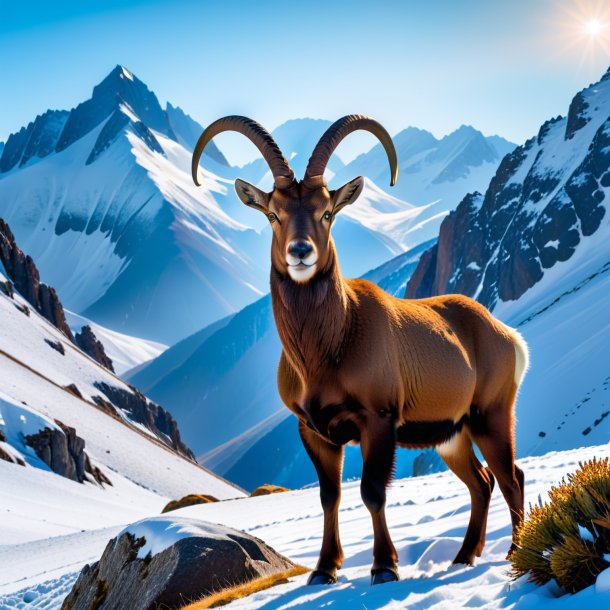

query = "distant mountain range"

[{"left": 0, "top": 65, "right": 514, "bottom": 344}]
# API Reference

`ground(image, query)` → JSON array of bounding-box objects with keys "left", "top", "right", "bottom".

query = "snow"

[
  {"left": 3, "top": 443, "right": 610, "bottom": 608},
  {"left": 120, "top": 516, "right": 239, "bottom": 559}
]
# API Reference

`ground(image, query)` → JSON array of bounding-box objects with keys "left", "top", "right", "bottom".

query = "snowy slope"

[
  {"left": 0, "top": 266, "right": 244, "bottom": 504},
  {"left": 2, "top": 443, "right": 610, "bottom": 608}
]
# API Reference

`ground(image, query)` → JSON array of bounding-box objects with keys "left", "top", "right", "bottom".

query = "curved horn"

[
  {"left": 304, "top": 114, "right": 398, "bottom": 188},
  {"left": 192, "top": 116, "right": 295, "bottom": 189}
]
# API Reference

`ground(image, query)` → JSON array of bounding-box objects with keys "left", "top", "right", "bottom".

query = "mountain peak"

[{"left": 56, "top": 65, "right": 174, "bottom": 153}]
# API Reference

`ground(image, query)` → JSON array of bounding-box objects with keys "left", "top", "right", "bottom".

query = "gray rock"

[
  {"left": 62, "top": 516, "right": 298, "bottom": 610},
  {"left": 25, "top": 420, "right": 111, "bottom": 486},
  {"left": 75, "top": 325, "right": 114, "bottom": 372}
]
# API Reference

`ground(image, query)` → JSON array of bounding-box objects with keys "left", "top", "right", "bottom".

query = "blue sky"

[{"left": 1, "top": 0, "right": 609, "bottom": 164}]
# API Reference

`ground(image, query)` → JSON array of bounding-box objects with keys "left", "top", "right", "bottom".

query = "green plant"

[{"left": 511, "top": 457, "right": 610, "bottom": 593}]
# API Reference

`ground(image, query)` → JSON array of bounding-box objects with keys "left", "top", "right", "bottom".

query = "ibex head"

[{"left": 192, "top": 115, "right": 398, "bottom": 284}]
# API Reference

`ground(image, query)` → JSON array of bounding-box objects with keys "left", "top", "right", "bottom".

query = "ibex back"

[{"left": 193, "top": 115, "right": 529, "bottom": 586}]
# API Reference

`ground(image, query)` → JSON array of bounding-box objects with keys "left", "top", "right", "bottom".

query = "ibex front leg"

[
  {"left": 360, "top": 413, "right": 398, "bottom": 584},
  {"left": 299, "top": 421, "right": 345, "bottom": 585}
]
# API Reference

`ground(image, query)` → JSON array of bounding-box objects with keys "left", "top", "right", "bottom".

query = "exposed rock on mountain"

[
  {"left": 25, "top": 420, "right": 111, "bottom": 486},
  {"left": 63, "top": 517, "right": 300, "bottom": 610},
  {"left": 93, "top": 382, "right": 195, "bottom": 460},
  {"left": 406, "top": 67, "right": 610, "bottom": 307},
  {"left": 0, "top": 216, "right": 117, "bottom": 372},
  {"left": 0, "top": 217, "right": 74, "bottom": 340},
  {"left": 75, "top": 325, "right": 115, "bottom": 372}
]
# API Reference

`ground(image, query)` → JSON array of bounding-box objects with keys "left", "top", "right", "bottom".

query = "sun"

[
  {"left": 550, "top": 0, "right": 610, "bottom": 65},
  {"left": 585, "top": 18, "right": 603, "bottom": 37}
]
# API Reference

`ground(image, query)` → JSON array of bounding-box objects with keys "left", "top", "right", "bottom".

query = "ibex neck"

[{"left": 270, "top": 250, "right": 350, "bottom": 382}]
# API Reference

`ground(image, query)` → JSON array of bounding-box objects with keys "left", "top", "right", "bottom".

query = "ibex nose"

[{"left": 287, "top": 240, "right": 313, "bottom": 260}]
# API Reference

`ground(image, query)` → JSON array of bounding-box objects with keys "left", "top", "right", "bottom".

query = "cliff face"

[
  {"left": 406, "top": 67, "right": 610, "bottom": 308},
  {"left": 0, "top": 217, "right": 74, "bottom": 341}
]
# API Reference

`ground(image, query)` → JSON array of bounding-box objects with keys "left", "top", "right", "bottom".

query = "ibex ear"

[
  {"left": 331, "top": 176, "right": 364, "bottom": 214},
  {"left": 235, "top": 179, "right": 270, "bottom": 213}
]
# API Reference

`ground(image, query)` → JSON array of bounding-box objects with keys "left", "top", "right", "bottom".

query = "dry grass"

[
  {"left": 161, "top": 494, "right": 219, "bottom": 513},
  {"left": 511, "top": 457, "right": 610, "bottom": 593},
  {"left": 180, "top": 565, "right": 310, "bottom": 609},
  {"left": 250, "top": 484, "right": 289, "bottom": 497}
]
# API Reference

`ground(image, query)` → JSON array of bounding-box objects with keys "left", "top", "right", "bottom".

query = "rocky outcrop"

[
  {"left": 161, "top": 494, "right": 219, "bottom": 513},
  {"left": 406, "top": 67, "right": 610, "bottom": 308},
  {"left": 25, "top": 420, "right": 111, "bottom": 486},
  {"left": 93, "top": 382, "right": 194, "bottom": 460},
  {"left": 0, "top": 217, "right": 115, "bottom": 371},
  {"left": 75, "top": 325, "right": 114, "bottom": 372},
  {"left": 0, "top": 217, "right": 74, "bottom": 341},
  {"left": 62, "top": 516, "right": 300, "bottom": 610}
]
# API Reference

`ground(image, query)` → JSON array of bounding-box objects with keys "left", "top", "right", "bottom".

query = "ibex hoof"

[
  {"left": 371, "top": 566, "right": 399, "bottom": 585},
  {"left": 307, "top": 569, "right": 337, "bottom": 585}
]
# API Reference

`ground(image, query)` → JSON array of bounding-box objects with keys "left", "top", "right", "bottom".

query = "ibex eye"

[
  {"left": 268, "top": 213, "right": 277, "bottom": 223},
  {"left": 323, "top": 211, "right": 332, "bottom": 221}
]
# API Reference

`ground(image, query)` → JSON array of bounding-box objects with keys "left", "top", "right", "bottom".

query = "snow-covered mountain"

[
  {"left": 404, "top": 66, "right": 610, "bottom": 457},
  {"left": 334, "top": 125, "right": 515, "bottom": 211},
  {"left": 0, "top": 65, "right": 269, "bottom": 344}
]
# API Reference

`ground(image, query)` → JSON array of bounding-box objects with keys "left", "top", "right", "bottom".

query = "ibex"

[{"left": 192, "top": 115, "right": 529, "bottom": 586}]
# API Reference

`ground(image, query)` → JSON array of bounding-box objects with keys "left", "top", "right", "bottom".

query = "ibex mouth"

[{"left": 287, "top": 262, "right": 317, "bottom": 283}]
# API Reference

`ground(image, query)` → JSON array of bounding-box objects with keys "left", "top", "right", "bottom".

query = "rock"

[
  {"left": 75, "top": 325, "right": 114, "bottom": 372},
  {"left": 44, "top": 338, "right": 66, "bottom": 355},
  {"left": 64, "top": 384, "right": 83, "bottom": 399},
  {"left": 62, "top": 516, "right": 299, "bottom": 610},
  {"left": 250, "top": 484, "right": 289, "bottom": 497},
  {"left": 0, "top": 279, "right": 13, "bottom": 298},
  {"left": 161, "top": 494, "right": 219, "bottom": 513},
  {"left": 0, "top": 217, "right": 74, "bottom": 341},
  {"left": 25, "top": 420, "right": 111, "bottom": 486},
  {"left": 93, "top": 382, "right": 194, "bottom": 460}
]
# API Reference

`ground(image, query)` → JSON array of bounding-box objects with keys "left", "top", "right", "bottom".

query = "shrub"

[
  {"left": 250, "top": 484, "right": 289, "bottom": 497},
  {"left": 161, "top": 494, "right": 219, "bottom": 513},
  {"left": 511, "top": 457, "right": 610, "bottom": 593}
]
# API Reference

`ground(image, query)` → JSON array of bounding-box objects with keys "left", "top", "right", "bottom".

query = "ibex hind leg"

[
  {"left": 470, "top": 401, "right": 524, "bottom": 557},
  {"left": 436, "top": 431, "right": 495, "bottom": 565}
]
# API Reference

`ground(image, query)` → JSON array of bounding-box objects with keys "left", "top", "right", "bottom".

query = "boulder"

[{"left": 62, "top": 516, "right": 300, "bottom": 610}]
